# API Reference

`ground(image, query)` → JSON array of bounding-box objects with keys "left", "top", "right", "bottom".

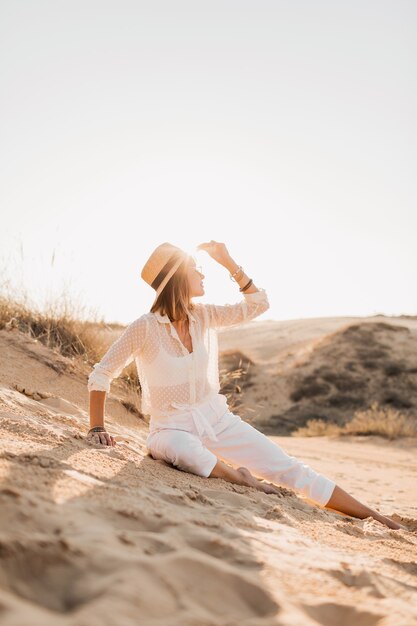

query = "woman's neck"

[
  {"left": 170, "top": 306, "right": 191, "bottom": 326},
  {"left": 172, "top": 318, "right": 188, "bottom": 330}
]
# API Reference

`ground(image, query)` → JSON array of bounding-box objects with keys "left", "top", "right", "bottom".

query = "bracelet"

[
  {"left": 229, "top": 265, "right": 244, "bottom": 282},
  {"left": 240, "top": 278, "right": 253, "bottom": 292},
  {"left": 88, "top": 426, "right": 106, "bottom": 434}
]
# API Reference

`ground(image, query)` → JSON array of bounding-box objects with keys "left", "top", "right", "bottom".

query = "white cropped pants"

[{"left": 145, "top": 395, "right": 336, "bottom": 507}]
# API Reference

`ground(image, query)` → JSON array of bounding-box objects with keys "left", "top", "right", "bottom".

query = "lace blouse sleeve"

[
  {"left": 87, "top": 314, "right": 148, "bottom": 393},
  {"left": 200, "top": 288, "right": 269, "bottom": 329}
]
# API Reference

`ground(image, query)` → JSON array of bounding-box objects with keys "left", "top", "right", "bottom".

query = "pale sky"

[{"left": 1, "top": 1, "right": 416, "bottom": 325}]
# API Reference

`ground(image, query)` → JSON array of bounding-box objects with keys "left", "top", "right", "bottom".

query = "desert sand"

[{"left": 0, "top": 316, "right": 417, "bottom": 626}]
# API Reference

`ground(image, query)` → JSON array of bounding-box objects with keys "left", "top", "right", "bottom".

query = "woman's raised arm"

[{"left": 196, "top": 241, "right": 270, "bottom": 329}]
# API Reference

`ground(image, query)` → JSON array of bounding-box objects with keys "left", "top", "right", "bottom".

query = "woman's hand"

[
  {"left": 86, "top": 430, "right": 116, "bottom": 447},
  {"left": 197, "top": 241, "right": 232, "bottom": 267}
]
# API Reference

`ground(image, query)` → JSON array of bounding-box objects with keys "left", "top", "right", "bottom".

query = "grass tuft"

[
  {"left": 294, "top": 402, "right": 417, "bottom": 439},
  {"left": 0, "top": 287, "right": 120, "bottom": 364}
]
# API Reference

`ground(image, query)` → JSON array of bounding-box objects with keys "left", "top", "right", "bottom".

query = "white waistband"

[{"left": 149, "top": 393, "right": 229, "bottom": 442}]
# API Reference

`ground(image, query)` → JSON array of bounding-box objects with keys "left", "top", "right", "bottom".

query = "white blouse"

[{"left": 87, "top": 289, "right": 270, "bottom": 440}]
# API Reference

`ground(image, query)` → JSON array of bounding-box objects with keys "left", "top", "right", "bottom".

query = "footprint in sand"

[
  {"left": 178, "top": 526, "right": 263, "bottom": 570},
  {"left": 329, "top": 567, "right": 385, "bottom": 599},
  {"left": 117, "top": 531, "right": 176, "bottom": 555},
  {"left": 153, "top": 553, "right": 280, "bottom": 619},
  {"left": 301, "top": 602, "right": 383, "bottom": 626},
  {"left": 382, "top": 557, "right": 417, "bottom": 577},
  {"left": 202, "top": 488, "right": 255, "bottom": 508},
  {"left": 0, "top": 538, "right": 104, "bottom": 613},
  {"left": 112, "top": 507, "right": 174, "bottom": 533},
  {"left": 194, "top": 488, "right": 275, "bottom": 532}
]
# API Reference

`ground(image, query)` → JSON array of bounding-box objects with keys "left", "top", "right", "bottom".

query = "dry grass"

[
  {"left": 219, "top": 363, "right": 249, "bottom": 414},
  {"left": 0, "top": 285, "right": 244, "bottom": 403},
  {"left": 292, "top": 420, "right": 342, "bottom": 437},
  {"left": 293, "top": 402, "right": 417, "bottom": 439},
  {"left": 0, "top": 273, "right": 116, "bottom": 357}
]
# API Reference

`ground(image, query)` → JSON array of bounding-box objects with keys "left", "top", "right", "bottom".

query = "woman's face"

[{"left": 187, "top": 259, "right": 205, "bottom": 297}]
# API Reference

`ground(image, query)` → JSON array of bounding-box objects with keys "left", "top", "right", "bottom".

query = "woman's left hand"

[{"left": 197, "top": 241, "right": 231, "bottom": 267}]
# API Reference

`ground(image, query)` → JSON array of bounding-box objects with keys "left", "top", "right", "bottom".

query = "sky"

[{"left": 1, "top": 0, "right": 416, "bottom": 325}]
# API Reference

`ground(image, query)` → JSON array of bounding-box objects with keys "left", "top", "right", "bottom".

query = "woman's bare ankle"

[
  {"left": 209, "top": 460, "right": 252, "bottom": 485},
  {"left": 236, "top": 466, "right": 256, "bottom": 487}
]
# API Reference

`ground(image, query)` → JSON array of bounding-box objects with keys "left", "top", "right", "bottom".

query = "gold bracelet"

[{"left": 229, "top": 265, "right": 244, "bottom": 282}]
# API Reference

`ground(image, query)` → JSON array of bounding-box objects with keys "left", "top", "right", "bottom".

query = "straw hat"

[{"left": 141, "top": 242, "right": 189, "bottom": 304}]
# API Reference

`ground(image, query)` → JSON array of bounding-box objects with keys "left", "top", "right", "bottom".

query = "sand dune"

[
  {"left": 219, "top": 314, "right": 417, "bottom": 433},
  {"left": 0, "top": 322, "right": 417, "bottom": 625}
]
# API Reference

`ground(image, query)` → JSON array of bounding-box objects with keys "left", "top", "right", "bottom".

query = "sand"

[
  {"left": 0, "top": 319, "right": 417, "bottom": 626},
  {"left": 218, "top": 314, "right": 417, "bottom": 432}
]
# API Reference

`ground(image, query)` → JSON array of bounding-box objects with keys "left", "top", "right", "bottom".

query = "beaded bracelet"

[
  {"left": 88, "top": 426, "right": 106, "bottom": 434},
  {"left": 229, "top": 265, "right": 244, "bottom": 282},
  {"left": 240, "top": 278, "right": 253, "bottom": 292}
]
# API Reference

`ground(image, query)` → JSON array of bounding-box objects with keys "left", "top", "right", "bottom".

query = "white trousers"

[{"left": 145, "top": 395, "right": 336, "bottom": 507}]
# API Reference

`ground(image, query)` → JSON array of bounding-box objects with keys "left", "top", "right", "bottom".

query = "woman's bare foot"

[
  {"left": 237, "top": 467, "right": 281, "bottom": 495},
  {"left": 326, "top": 485, "right": 408, "bottom": 530},
  {"left": 374, "top": 513, "right": 407, "bottom": 531}
]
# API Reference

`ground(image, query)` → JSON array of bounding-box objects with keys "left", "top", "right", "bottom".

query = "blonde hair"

[{"left": 150, "top": 256, "right": 195, "bottom": 322}]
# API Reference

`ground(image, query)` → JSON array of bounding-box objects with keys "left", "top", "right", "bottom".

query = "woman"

[{"left": 87, "top": 241, "right": 405, "bottom": 530}]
